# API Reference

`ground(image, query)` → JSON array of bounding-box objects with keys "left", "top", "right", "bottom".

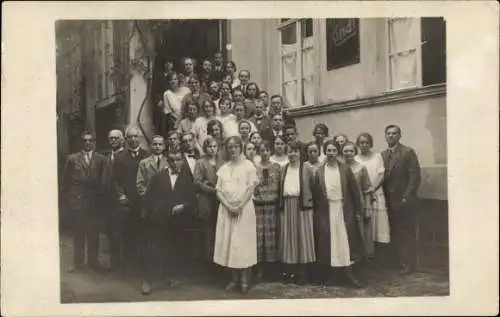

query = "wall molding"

[{"left": 289, "top": 83, "right": 447, "bottom": 117}]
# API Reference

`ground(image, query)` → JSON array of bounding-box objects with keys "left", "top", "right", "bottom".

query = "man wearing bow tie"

[
  {"left": 140, "top": 149, "right": 196, "bottom": 295},
  {"left": 249, "top": 98, "right": 272, "bottom": 134},
  {"left": 113, "top": 126, "right": 148, "bottom": 271},
  {"left": 180, "top": 132, "right": 200, "bottom": 179},
  {"left": 382, "top": 124, "right": 421, "bottom": 275},
  {"left": 62, "top": 131, "right": 107, "bottom": 273}
]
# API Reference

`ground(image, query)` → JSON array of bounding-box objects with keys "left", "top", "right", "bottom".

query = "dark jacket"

[
  {"left": 278, "top": 162, "right": 314, "bottom": 211},
  {"left": 311, "top": 161, "right": 365, "bottom": 264},
  {"left": 61, "top": 151, "right": 107, "bottom": 212},
  {"left": 143, "top": 168, "right": 197, "bottom": 222},
  {"left": 112, "top": 148, "right": 148, "bottom": 208},
  {"left": 193, "top": 157, "right": 224, "bottom": 221},
  {"left": 381, "top": 143, "right": 421, "bottom": 211},
  {"left": 249, "top": 114, "right": 272, "bottom": 134}
]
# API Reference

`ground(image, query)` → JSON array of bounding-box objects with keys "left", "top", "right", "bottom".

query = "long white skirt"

[
  {"left": 371, "top": 188, "right": 391, "bottom": 243},
  {"left": 213, "top": 200, "right": 257, "bottom": 269},
  {"left": 329, "top": 199, "right": 351, "bottom": 267}
]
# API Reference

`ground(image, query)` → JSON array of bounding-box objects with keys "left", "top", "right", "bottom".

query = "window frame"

[
  {"left": 386, "top": 17, "right": 424, "bottom": 91},
  {"left": 277, "top": 18, "right": 315, "bottom": 108}
]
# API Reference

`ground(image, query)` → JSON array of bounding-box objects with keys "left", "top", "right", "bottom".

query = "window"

[
  {"left": 388, "top": 17, "right": 446, "bottom": 90},
  {"left": 421, "top": 17, "right": 446, "bottom": 86},
  {"left": 387, "top": 17, "right": 420, "bottom": 90},
  {"left": 278, "top": 18, "right": 314, "bottom": 108},
  {"left": 89, "top": 20, "right": 115, "bottom": 107},
  {"left": 326, "top": 18, "right": 360, "bottom": 70}
]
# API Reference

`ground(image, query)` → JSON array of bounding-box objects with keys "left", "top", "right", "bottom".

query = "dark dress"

[{"left": 311, "top": 162, "right": 365, "bottom": 266}]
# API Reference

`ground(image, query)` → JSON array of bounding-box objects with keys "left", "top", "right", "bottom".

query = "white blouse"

[
  {"left": 324, "top": 164, "right": 342, "bottom": 201},
  {"left": 355, "top": 152, "right": 385, "bottom": 185},
  {"left": 162, "top": 87, "right": 191, "bottom": 118},
  {"left": 270, "top": 155, "right": 289, "bottom": 168},
  {"left": 283, "top": 165, "right": 300, "bottom": 196}
]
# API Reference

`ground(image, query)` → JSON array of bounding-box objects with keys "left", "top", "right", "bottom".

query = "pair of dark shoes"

[
  {"left": 225, "top": 281, "right": 250, "bottom": 294},
  {"left": 281, "top": 272, "right": 308, "bottom": 285}
]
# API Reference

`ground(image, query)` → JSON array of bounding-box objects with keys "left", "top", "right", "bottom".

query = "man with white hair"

[
  {"left": 112, "top": 125, "right": 148, "bottom": 271},
  {"left": 102, "top": 129, "right": 125, "bottom": 271}
]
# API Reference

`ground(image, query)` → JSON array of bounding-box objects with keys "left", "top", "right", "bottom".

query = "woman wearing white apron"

[{"left": 311, "top": 140, "right": 365, "bottom": 288}]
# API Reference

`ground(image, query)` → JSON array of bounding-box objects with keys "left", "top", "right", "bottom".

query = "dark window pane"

[
  {"left": 421, "top": 17, "right": 446, "bottom": 86},
  {"left": 281, "top": 23, "right": 296, "bottom": 45},
  {"left": 302, "top": 19, "right": 313, "bottom": 38}
]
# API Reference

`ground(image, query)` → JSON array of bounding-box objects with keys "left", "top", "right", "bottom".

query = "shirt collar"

[
  {"left": 388, "top": 143, "right": 400, "bottom": 152},
  {"left": 113, "top": 147, "right": 124, "bottom": 154}
]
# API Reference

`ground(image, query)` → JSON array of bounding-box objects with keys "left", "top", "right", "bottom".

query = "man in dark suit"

[
  {"left": 180, "top": 132, "right": 200, "bottom": 179},
  {"left": 62, "top": 131, "right": 107, "bottom": 272},
  {"left": 262, "top": 113, "right": 285, "bottom": 144},
  {"left": 101, "top": 129, "right": 125, "bottom": 271},
  {"left": 210, "top": 51, "right": 225, "bottom": 82},
  {"left": 140, "top": 149, "right": 197, "bottom": 295},
  {"left": 113, "top": 126, "right": 148, "bottom": 270},
  {"left": 233, "top": 69, "right": 251, "bottom": 95},
  {"left": 382, "top": 124, "right": 421, "bottom": 275},
  {"left": 269, "top": 94, "right": 296, "bottom": 127},
  {"left": 249, "top": 98, "right": 272, "bottom": 133}
]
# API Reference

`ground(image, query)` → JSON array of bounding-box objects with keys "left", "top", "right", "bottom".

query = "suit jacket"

[
  {"left": 381, "top": 143, "right": 421, "bottom": 211},
  {"left": 193, "top": 157, "right": 224, "bottom": 220},
  {"left": 234, "top": 84, "right": 248, "bottom": 95},
  {"left": 278, "top": 163, "right": 314, "bottom": 211},
  {"left": 311, "top": 161, "right": 365, "bottom": 263},
  {"left": 113, "top": 148, "right": 148, "bottom": 207},
  {"left": 183, "top": 150, "right": 201, "bottom": 180},
  {"left": 136, "top": 154, "right": 169, "bottom": 197},
  {"left": 249, "top": 115, "right": 272, "bottom": 134},
  {"left": 101, "top": 148, "right": 125, "bottom": 206},
  {"left": 61, "top": 151, "right": 107, "bottom": 212},
  {"left": 144, "top": 169, "right": 196, "bottom": 221}
]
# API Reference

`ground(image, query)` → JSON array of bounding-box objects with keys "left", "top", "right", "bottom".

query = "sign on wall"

[{"left": 326, "top": 18, "right": 360, "bottom": 70}]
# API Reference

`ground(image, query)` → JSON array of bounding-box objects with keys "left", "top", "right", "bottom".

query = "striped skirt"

[
  {"left": 278, "top": 196, "right": 316, "bottom": 264},
  {"left": 255, "top": 204, "right": 278, "bottom": 262}
]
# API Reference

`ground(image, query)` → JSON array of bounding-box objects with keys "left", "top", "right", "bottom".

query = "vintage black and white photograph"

[{"left": 55, "top": 17, "right": 450, "bottom": 303}]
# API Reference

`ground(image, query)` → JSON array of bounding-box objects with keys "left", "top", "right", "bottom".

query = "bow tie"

[
  {"left": 170, "top": 171, "right": 179, "bottom": 175},
  {"left": 186, "top": 154, "right": 196, "bottom": 158}
]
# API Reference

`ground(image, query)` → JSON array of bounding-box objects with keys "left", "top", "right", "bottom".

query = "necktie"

[
  {"left": 157, "top": 157, "right": 161, "bottom": 169},
  {"left": 187, "top": 153, "right": 195, "bottom": 158},
  {"left": 84, "top": 152, "right": 90, "bottom": 164}
]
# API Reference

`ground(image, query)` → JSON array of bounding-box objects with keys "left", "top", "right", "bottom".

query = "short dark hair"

[
  {"left": 259, "top": 140, "right": 272, "bottom": 152},
  {"left": 286, "top": 140, "right": 303, "bottom": 154},
  {"left": 167, "top": 130, "right": 179, "bottom": 139},
  {"left": 284, "top": 124, "right": 297, "bottom": 133},
  {"left": 151, "top": 135, "right": 165, "bottom": 143},
  {"left": 273, "top": 135, "right": 287, "bottom": 151},
  {"left": 202, "top": 135, "right": 218, "bottom": 154},
  {"left": 233, "top": 101, "right": 245, "bottom": 110},
  {"left": 225, "top": 135, "right": 243, "bottom": 152},
  {"left": 245, "top": 82, "right": 260, "bottom": 98},
  {"left": 232, "top": 88, "right": 244, "bottom": 96},
  {"left": 306, "top": 141, "right": 319, "bottom": 151},
  {"left": 270, "top": 94, "right": 283, "bottom": 102},
  {"left": 238, "top": 120, "right": 252, "bottom": 130},
  {"left": 385, "top": 124, "right": 401, "bottom": 134},
  {"left": 259, "top": 90, "right": 268, "bottom": 97},
  {"left": 225, "top": 60, "right": 236, "bottom": 70},
  {"left": 181, "top": 132, "right": 195, "bottom": 141},
  {"left": 81, "top": 130, "right": 94, "bottom": 139},
  {"left": 207, "top": 119, "right": 224, "bottom": 137},
  {"left": 313, "top": 123, "right": 329, "bottom": 137},
  {"left": 323, "top": 139, "right": 337, "bottom": 155},
  {"left": 356, "top": 132, "right": 374, "bottom": 148},
  {"left": 341, "top": 141, "right": 358, "bottom": 155}
]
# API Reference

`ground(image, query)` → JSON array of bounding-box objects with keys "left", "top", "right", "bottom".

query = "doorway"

[{"left": 151, "top": 20, "right": 227, "bottom": 135}]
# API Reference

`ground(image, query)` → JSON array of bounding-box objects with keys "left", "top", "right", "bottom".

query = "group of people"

[{"left": 61, "top": 52, "right": 422, "bottom": 297}]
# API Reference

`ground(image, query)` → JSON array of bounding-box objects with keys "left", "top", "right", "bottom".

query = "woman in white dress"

[
  {"left": 159, "top": 72, "right": 191, "bottom": 135},
  {"left": 214, "top": 136, "right": 259, "bottom": 294},
  {"left": 355, "top": 133, "right": 391, "bottom": 245},
  {"left": 270, "top": 135, "right": 289, "bottom": 168}
]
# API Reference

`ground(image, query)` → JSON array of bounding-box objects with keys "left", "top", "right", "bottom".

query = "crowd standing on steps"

[{"left": 61, "top": 51, "right": 422, "bottom": 295}]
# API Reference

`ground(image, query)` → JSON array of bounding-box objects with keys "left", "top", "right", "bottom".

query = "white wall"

[
  {"left": 318, "top": 18, "right": 388, "bottom": 103},
  {"left": 229, "top": 19, "right": 267, "bottom": 90}
]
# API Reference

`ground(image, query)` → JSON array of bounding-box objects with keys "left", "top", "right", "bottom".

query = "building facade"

[{"left": 56, "top": 18, "right": 448, "bottom": 272}]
